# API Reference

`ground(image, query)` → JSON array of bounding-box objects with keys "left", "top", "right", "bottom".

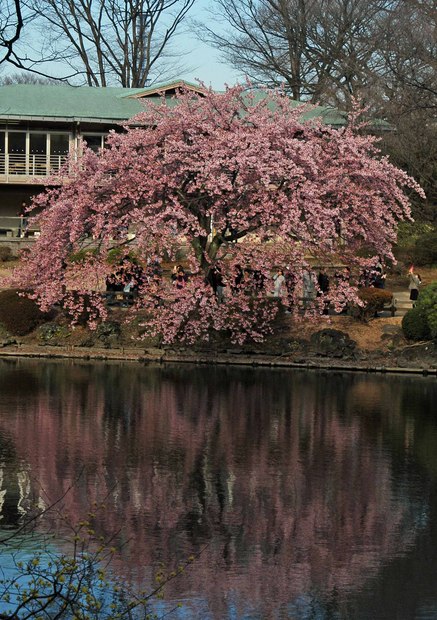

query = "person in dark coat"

[{"left": 317, "top": 271, "right": 330, "bottom": 315}]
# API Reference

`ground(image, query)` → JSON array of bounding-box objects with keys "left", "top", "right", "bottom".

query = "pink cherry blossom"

[{"left": 7, "top": 85, "right": 425, "bottom": 343}]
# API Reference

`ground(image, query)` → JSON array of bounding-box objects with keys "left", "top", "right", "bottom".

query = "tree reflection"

[{"left": 0, "top": 360, "right": 435, "bottom": 617}]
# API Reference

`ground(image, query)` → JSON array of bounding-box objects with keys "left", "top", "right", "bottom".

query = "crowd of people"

[
  {"left": 104, "top": 255, "right": 162, "bottom": 304},
  {"left": 104, "top": 255, "right": 422, "bottom": 311}
]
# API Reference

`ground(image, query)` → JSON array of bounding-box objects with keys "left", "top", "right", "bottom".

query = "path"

[{"left": 393, "top": 290, "right": 415, "bottom": 317}]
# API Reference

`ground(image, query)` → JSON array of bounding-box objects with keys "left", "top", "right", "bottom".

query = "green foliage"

[
  {"left": 402, "top": 283, "right": 437, "bottom": 340},
  {"left": 394, "top": 223, "right": 437, "bottom": 265},
  {"left": 354, "top": 287, "right": 393, "bottom": 321},
  {"left": 402, "top": 307, "right": 432, "bottom": 341},
  {"left": 0, "top": 289, "right": 53, "bottom": 336},
  {"left": 412, "top": 231, "right": 437, "bottom": 266},
  {"left": 0, "top": 246, "right": 12, "bottom": 262},
  {"left": 415, "top": 282, "right": 437, "bottom": 338},
  {"left": 396, "top": 221, "right": 434, "bottom": 247},
  {"left": 37, "top": 322, "right": 71, "bottom": 343}
]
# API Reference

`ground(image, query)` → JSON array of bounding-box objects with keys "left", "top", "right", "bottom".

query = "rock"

[
  {"left": 382, "top": 324, "right": 401, "bottom": 335},
  {"left": 0, "top": 338, "right": 17, "bottom": 347},
  {"left": 310, "top": 329, "right": 357, "bottom": 358}
]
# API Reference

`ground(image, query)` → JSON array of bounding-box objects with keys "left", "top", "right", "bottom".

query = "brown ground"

[
  {"left": 285, "top": 315, "right": 403, "bottom": 352},
  {"left": 0, "top": 259, "right": 435, "bottom": 366}
]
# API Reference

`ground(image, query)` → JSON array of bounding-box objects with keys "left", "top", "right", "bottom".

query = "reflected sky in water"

[{"left": 0, "top": 359, "right": 436, "bottom": 619}]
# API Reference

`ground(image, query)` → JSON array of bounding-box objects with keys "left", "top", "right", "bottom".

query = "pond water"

[{"left": 0, "top": 358, "right": 436, "bottom": 619}]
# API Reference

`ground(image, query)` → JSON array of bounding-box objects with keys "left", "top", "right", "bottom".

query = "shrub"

[
  {"left": 402, "top": 307, "right": 432, "bottom": 341},
  {"left": 0, "top": 289, "right": 53, "bottom": 336},
  {"left": 354, "top": 287, "right": 393, "bottom": 321},
  {"left": 415, "top": 282, "right": 437, "bottom": 338},
  {"left": 38, "top": 321, "right": 71, "bottom": 343},
  {"left": 394, "top": 221, "right": 434, "bottom": 263},
  {"left": 0, "top": 246, "right": 12, "bottom": 262},
  {"left": 412, "top": 231, "right": 437, "bottom": 266}
]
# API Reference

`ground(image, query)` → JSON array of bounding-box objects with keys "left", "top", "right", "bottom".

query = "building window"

[
  {"left": 29, "top": 133, "right": 48, "bottom": 175},
  {"left": 1, "top": 131, "right": 71, "bottom": 177},
  {"left": 49, "top": 134, "right": 70, "bottom": 172},
  {"left": 0, "top": 132, "right": 4, "bottom": 175},
  {"left": 82, "top": 134, "right": 105, "bottom": 153},
  {"left": 8, "top": 132, "right": 26, "bottom": 154},
  {"left": 50, "top": 134, "right": 70, "bottom": 155},
  {"left": 8, "top": 132, "right": 27, "bottom": 175}
]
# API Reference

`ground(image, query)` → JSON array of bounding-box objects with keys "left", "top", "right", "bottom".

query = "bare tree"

[
  {"left": 195, "top": 0, "right": 436, "bottom": 223},
  {"left": 374, "top": 0, "right": 437, "bottom": 222},
  {"left": 0, "top": 0, "right": 23, "bottom": 65},
  {"left": 196, "top": 0, "right": 395, "bottom": 104},
  {"left": 382, "top": 112, "right": 437, "bottom": 221},
  {"left": 381, "top": 0, "right": 437, "bottom": 114},
  {"left": 22, "top": 0, "right": 196, "bottom": 87}
]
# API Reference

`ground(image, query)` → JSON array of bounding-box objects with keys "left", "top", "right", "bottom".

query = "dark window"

[
  {"left": 0, "top": 132, "right": 4, "bottom": 174},
  {"left": 30, "top": 133, "right": 47, "bottom": 155},
  {"left": 8, "top": 132, "right": 26, "bottom": 174},
  {"left": 51, "top": 134, "right": 69, "bottom": 155},
  {"left": 8, "top": 132, "right": 26, "bottom": 154},
  {"left": 83, "top": 135, "right": 103, "bottom": 153},
  {"left": 29, "top": 134, "right": 48, "bottom": 175}
]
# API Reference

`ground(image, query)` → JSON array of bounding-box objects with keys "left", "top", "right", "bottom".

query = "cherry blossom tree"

[{"left": 11, "top": 84, "right": 424, "bottom": 343}]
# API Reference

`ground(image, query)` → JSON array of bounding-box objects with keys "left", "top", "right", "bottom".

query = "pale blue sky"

[
  {"left": 1, "top": 0, "right": 241, "bottom": 90},
  {"left": 180, "top": 40, "right": 241, "bottom": 90},
  {"left": 175, "top": 0, "right": 241, "bottom": 90}
]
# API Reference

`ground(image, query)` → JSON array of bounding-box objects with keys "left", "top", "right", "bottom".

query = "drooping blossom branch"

[{"left": 8, "top": 84, "right": 425, "bottom": 343}]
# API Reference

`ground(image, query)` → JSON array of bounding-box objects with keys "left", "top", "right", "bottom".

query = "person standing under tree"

[
  {"left": 273, "top": 269, "right": 286, "bottom": 298},
  {"left": 408, "top": 269, "right": 421, "bottom": 302}
]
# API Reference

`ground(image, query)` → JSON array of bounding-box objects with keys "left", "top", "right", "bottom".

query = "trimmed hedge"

[
  {"left": 0, "top": 289, "right": 53, "bottom": 336},
  {"left": 416, "top": 282, "right": 437, "bottom": 338},
  {"left": 402, "top": 307, "right": 432, "bottom": 341},
  {"left": 354, "top": 287, "right": 393, "bottom": 321},
  {"left": 402, "top": 283, "right": 437, "bottom": 341}
]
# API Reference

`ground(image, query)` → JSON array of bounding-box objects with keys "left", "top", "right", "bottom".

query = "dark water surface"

[{"left": 0, "top": 358, "right": 436, "bottom": 619}]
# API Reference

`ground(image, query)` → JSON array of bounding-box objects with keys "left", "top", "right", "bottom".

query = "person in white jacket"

[
  {"left": 408, "top": 270, "right": 421, "bottom": 301},
  {"left": 273, "top": 269, "right": 286, "bottom": 297}
]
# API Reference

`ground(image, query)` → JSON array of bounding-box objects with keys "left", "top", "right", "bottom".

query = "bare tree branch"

[
  {"left": 19, "top": 0, "right": 196, "bottom": 86},
  {"left": 194, "top": 0, "right": 397, "bottom": 104},
  {"left": 0, "top": 0, "right": 24, "bottom": 65}
]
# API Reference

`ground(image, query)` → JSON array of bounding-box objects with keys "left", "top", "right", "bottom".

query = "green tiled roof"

[
  {"left": 240, "top": 89, "right": 348, "bottom": 126},
  {"left": 0, "top": 80, "right": 211, "bottom": 123},
  {"left": 0, "top": 80, "right": 375, "bottom": 128},
  {"left": 0, "top": 84, "right": 147, "bottom": 122}
]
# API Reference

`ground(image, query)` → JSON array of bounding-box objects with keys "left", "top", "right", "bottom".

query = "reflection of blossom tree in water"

[{"left": 0, "top": 361, "right": 431, "bottom": 617}]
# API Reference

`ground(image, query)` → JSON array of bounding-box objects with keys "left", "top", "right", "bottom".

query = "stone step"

[{"left": 391, "top": 295, "right": 414, "bottom": 318}]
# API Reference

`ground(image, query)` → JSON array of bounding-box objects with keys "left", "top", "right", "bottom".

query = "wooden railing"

[
  {"left": 0, "top": 153, "right": 68, "bottom": 178},
  {"left": 0, "top": 216, "right": 41, "bottom": 238}
]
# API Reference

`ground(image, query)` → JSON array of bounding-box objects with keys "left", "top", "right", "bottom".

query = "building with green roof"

[{"left": 0, "top": 79, "right": 352, "bottom": 241}]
